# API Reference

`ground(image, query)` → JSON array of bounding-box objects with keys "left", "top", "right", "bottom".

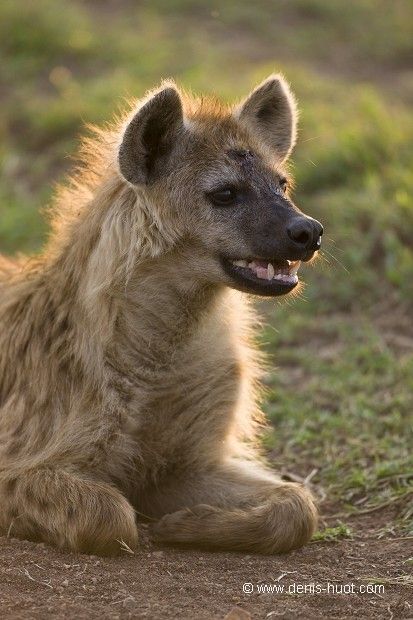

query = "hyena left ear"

[
  {"left": 235, "top": 74, "right": 298, "bottom": 162},
  {"left": 118, "top": 83, "right": 184, "bottom": 184}
]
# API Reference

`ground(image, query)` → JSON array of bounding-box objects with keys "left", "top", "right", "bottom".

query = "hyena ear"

[
  {"left": 118, "top": 84, "right": 184, "bottom": 184},
  {"left": 235, "top": 74, "right": 298, "bottom": 162}
]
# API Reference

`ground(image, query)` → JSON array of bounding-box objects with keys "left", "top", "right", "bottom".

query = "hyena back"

[{"left": 0, "top": 75, "right": 323, "bottom": 554}]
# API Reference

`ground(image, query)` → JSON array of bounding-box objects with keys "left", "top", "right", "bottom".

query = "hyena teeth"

[
  {"left": 272, "top": 271, "right": 299, "bottom": 284},
  {"left": 289, "top": 260, "right": 301, "bottom": 276},
  {"left": 232, "top": 259, "right": 300, "bottom": 283}
]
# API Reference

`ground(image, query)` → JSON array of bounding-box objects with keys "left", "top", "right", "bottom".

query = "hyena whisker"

[{"left": 321, "top": 248, "right": 350, "bottom": 274}]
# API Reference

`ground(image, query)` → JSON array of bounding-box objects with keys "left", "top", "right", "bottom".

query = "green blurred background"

[{"left": 1, "top": 0, "right": 412, "bottom": 533}]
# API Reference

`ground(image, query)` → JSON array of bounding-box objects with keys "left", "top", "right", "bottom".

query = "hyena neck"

[{"left": 111, "top": 248, "right": 224, "bottom": 371}]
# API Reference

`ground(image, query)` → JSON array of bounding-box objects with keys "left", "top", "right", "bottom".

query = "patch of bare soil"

[{"left": 0, "top": 509, "right": 411, "bottom": 620}]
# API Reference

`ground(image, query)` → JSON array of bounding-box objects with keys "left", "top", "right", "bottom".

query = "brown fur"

[{"left": 0, "top": 76, "right": 318, "bottom": 555}]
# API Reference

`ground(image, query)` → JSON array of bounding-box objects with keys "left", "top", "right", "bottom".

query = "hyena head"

[{"left": 118, "top": 75, "right": 323, "bottom": 297}]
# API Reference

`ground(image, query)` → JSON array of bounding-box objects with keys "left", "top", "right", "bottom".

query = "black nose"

[{"left": 287, "top": 217, "right": 323, "bottom": 252}]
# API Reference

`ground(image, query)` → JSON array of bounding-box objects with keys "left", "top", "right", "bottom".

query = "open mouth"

[{"left": 220, "top": 257, "right": 301, "bottom": 297}]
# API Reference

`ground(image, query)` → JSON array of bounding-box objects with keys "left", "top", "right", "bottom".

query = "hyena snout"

[{"left": 286, "top": 215, "right": 323, "bottom": 260}]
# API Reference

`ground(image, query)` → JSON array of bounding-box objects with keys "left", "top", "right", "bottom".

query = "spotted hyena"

[{"left": 0, "top": 75, "right": 323, "bottom": 554}]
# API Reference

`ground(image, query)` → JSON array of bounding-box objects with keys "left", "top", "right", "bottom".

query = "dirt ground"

[{"left": 0, "top": 507, "right": 411, "bottom": 620}]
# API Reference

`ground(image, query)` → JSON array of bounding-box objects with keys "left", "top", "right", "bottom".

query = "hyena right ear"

[
  {"left": 118, "top": 84, "right": 184, "bottom": 184},
  {"left": 235, "top": 74, "right": 298, "bottom": 162}
]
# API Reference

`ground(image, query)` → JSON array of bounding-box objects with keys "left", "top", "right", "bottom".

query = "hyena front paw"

[{"left": 150, "top": 484, "right": 317, "bottom": 553}]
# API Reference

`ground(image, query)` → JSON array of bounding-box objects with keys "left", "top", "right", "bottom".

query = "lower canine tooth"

[
  {"left": 290, "top": 260, "right": 301, "bottom": 275},
  {"left": 267, "top": 263, "right": 274, "bottom": 280}
]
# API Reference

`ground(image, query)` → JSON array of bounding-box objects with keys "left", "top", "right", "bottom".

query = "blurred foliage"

[
  {"left": 1, "top": 0, "right": 412, "bottom": 305},
  {"left": 0, "top": 0, "right": 412, "bottom": 530}
]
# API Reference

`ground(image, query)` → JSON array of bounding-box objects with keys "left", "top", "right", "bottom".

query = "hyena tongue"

[
  {"left": 255, "top": 267, "right": 269, "bottom": 279},
  {"left": 248, "top": 260, "right": 270, "bottom": 280}
]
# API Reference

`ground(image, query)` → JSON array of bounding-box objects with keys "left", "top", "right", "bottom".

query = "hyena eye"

[
  {"left": 207, "top": 187, "right": 237, "bottom": 207},
  {"left": 279, "top": 178, "right": 288, "bottom": 194}
]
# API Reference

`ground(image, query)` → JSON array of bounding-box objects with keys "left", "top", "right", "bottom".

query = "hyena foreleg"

[{"left": 149, "top": 461, "right": 318, "bottom": 554}]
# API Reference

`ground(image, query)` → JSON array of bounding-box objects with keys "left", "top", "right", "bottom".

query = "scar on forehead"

[{"left": 227, "top": 148, "right": 254, "bottom": 161}]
